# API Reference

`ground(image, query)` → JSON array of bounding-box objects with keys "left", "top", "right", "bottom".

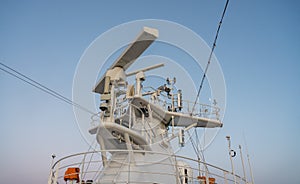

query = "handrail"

[
  {"left": 142, "top": 86, "right": 220, "bottom": 121},
  {"left": 50, "top": 149, "right": 244, "bottom": 184}
]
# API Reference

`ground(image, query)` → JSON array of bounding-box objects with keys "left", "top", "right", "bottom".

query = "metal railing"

[
  {"left": 142, "top": 86, "right": 220, "bottom": 121},
  {"left": 182, "top": 100, "right": 220, "bottom": 120},
  {"left": 48, "top": 150, "right": 245, "bottom": 184}
]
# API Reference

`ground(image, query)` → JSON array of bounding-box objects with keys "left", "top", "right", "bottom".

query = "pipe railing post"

[
  {"left": 47, "top": 154, "right": 56, "bottom": 184},
  {"left": 239, "top": 145, "right": 247, "bottom": 183},
  {"left": 226, "top": 136, "right": 236, "bottom": 184}
]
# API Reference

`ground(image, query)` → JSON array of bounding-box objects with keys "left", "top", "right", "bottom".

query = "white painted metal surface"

[
  {"left": 93, "top": 27, "right": 158, "bottom": 94},
  {"left": 48, "top": 27, "right": 250, "bottom": 184}
]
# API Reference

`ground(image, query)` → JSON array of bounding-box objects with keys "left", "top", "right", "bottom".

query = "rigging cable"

[
  {"left": 0, "top": 62, "right": 96, "bottom": 115},
  {"left": 192, "top": 0, "right": 230, "bottom": 113},
  {"left": 187, "top": 129, "right": 209, "bottom": 175},
  {"left": 195, "top": 129, "right": 210, "bottom": 175}
]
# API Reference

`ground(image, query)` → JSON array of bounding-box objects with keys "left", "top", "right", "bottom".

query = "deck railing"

[
  {"left": 142, "top": 86, "right": 220, "bottom": 121},
  {"left": 48, "top": 149, "right": 246, "bottom": 184}
]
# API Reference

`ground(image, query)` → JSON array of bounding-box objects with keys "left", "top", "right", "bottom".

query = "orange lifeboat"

[
  {"left": 197, "top": 176, "right": 216, "bottom": 184},
  {"left": 64, "top": 167, "right": 80, "bottom": 183}
]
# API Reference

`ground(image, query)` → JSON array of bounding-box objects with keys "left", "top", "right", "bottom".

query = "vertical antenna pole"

[
  {"left": 226, "top": 136, "right": 236, "bottom": 184},
  {"left": 247, "top": 153, "right": 255, "bottom": 184},
  {"left": 239, "top": 145, "right": 247, "bottom": 183},
  {"left": 54, "top": 162, "right": 60, "bottom": 184},
  {"left": 47, "top": 154, "right": 56, "bottom": 184},
  {"left": 243, "top": 132, "right": 255, "bottom": 184}
]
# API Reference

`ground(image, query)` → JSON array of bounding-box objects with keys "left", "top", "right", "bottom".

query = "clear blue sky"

[{"left": 0, "top": 0, "right": 299, "bottom": 183}]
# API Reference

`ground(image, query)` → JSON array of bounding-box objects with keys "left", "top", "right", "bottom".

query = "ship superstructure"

[{"left": 48, "top": 27, "right": 248, "bottom": 184}]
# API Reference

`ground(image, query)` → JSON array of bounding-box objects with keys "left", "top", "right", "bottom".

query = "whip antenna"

[{"left": 192, "top": 0, "right": 230, "bottom": 113}]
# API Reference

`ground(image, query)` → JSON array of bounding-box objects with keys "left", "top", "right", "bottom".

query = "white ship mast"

[
  {"left": 90, "top": 27, "right": 221, "bottom": 183},
  {"left": 48, "top": 27, "right": 249, "bottom": 184}
]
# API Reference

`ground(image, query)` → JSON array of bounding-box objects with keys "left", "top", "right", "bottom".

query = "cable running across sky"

[
  {"left": 191, "top": 0, "right": 230, "bottom": 113},
  {"left": 0, "top": 62, "right": 96, "bottom": 115}
]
